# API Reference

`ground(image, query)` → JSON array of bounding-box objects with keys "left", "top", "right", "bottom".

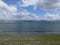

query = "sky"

[{"left": 0, "top": 0, "right": 60, "bottom": 20}]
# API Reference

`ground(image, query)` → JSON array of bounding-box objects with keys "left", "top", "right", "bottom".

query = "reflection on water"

[{"left": 0, "top": 20, "right": 60, "bottom": 34}]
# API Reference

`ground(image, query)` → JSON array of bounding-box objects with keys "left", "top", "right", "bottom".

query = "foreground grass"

[{"left": 0, "top": 34, "right": 60, "bottom": 45}]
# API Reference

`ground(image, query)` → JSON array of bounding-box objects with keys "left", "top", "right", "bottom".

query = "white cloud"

[
  {"left": 0, "top": 0, "right": 18, "bottom": 20},
  {"left": 1, "top": 0, "right": 60, "bottom": 21},
  {"left": 21, "top": 0, "right": 38, "bottom": 7},
  {"left": 44, "top": 13, "right": 60, "bottom": 20},
  {"left": 0, "top": 0, "right": 41, "bottom": 20},
  {"left": 16, "top": 10, "right": 41, "bottom": 20},
  {"left": 0, "top": 0, "right": 17, "bottom": 12},
  {"left": 21, "top": 0, "right": 60, "bottom": 10}
]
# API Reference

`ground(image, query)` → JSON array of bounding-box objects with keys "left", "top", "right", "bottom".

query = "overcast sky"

[{"left": 0, "top": 0, "right": 60, "bottom": 20}]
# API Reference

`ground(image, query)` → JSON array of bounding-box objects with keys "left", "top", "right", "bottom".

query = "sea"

[{"left": 0, "top": 20, "right": 60, "bottom": 34}]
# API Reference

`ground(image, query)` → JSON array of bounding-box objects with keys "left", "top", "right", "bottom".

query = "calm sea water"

[{"left": 0, "top": 20, "right": 60, "bottom": 34}]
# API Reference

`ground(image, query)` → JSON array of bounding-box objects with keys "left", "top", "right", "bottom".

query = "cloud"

[
  {"left": 21, "top": 0, "right": 60, "bottom": 10},
  {"left": 15, "top": 10, "right": 41, "bottom": 20},
  {"left": 1, "top": 0, "right": 60, "bottom": 21},
  {"left": 21, "top": 0, "right": 38, "bottom": 7},
  {"left": 0, "top": 0, "right": 41, "bottom": 20},
  {"left": 18, "top": 0, "right": 60, "bottom": 20},
  {"left": 0, "top": 0, "right": 17, "bottom": 12},
  {"left": 0, "top": 0, "right": 18, "bottom": 20},
  {"left": 44, "top": 13, "right": 60, "bottom": 20}
]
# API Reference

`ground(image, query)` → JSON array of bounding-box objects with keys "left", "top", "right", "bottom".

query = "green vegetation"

[{"left": 0, "top": 34, "right": 60, "bottom": 45}]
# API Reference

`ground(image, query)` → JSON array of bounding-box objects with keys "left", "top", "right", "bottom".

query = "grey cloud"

[
  {"left": 37, "top": 0, "right": 60, "bottom": 10},
  {"left": 21, "top": 0, "right": 60, "bottom": 10}
]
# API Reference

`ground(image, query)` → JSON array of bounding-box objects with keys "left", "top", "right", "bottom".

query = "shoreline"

[{"left": 0, "top": 34, "right": 60, "bottom": 45}]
